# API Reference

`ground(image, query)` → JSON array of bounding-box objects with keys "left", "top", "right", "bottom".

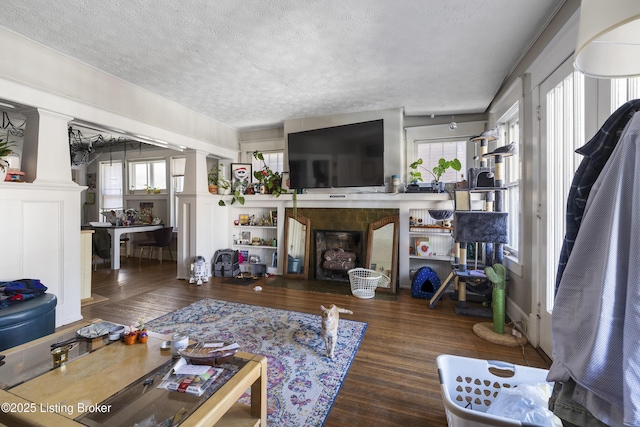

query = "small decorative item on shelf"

[
  {"left": 218, "top": 163, "right": 250, "bottom": 206},
  {"left": 4, "top": 169, "right": 24, "bottom": 182},
  {"left": 428, "top": 210, "right": 453, "bottom": 221},
  {"left": 416, "top": 239, "right": 433, "bottom": 257}
]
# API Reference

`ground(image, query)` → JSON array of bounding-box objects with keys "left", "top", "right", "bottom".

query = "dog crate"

[{"left": 213, "top": 249, "right": 240, "bottom": 277}]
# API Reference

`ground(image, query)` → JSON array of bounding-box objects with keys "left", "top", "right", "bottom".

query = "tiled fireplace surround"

[{"left": 290, "top": 207, "right": 399, "bottom": 281}]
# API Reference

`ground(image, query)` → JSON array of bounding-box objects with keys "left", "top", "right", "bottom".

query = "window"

[
  {"left": 251, "top": 151, "right": 283, "bottom": 181},
  {"left": 128, "top": 159, "right": 167, "bottom": 191},
  {"left": 497, "top": 104, "right": 521, "bottom": 257},
  {"left": 100, "top": 160, "right": 123, "bottom": 211},
  {"left": 611, "top": 76, "right": 640, "bottom": 111},
  {"left": 172, "top": 157, "right": 185, "bottom": 194},
  {"left": 171, "top": 157, "right": 185, "bottom": 229},
  {"left": 545, "top": 70, "right": 585, "bottom": 310},
  {"left": 414, "top": 140, "right": 466, "bottom": 183}
]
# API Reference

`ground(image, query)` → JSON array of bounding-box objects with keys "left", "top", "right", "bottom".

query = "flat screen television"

[{"left": 287, "top": 119, "right": 384, "bottom": 189}]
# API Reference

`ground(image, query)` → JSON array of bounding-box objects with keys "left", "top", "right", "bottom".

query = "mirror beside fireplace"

[
  {"left": 365, "top": 215, "right": 399, "bottom": 294},
  {"left": 282, "top": 211, "right": 311, "bottom": 279}
]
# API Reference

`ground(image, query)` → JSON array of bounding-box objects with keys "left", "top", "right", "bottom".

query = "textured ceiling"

[{"left": 0, "top": 1, "right": 562, "bottom": 131}]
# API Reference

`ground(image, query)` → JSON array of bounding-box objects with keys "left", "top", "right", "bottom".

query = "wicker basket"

[{"left": 348, "top": 268, "right": 389, "bottom": 299}]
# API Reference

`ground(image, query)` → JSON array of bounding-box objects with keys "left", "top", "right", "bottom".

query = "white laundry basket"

[
  {"left": 436, "top": 354, "right": 551, "bottom": 427},
  {"left": 347, "top": 268, "right": 389, "bottom": 299}
]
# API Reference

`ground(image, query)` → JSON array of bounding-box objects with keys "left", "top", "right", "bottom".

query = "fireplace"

[{"left": 315, "top": 230, "right": 363, "bottom": 282}]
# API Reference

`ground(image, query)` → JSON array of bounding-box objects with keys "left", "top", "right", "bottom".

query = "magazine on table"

[{"left": 158, "top": 358, "right": 223, "bottom": 396}]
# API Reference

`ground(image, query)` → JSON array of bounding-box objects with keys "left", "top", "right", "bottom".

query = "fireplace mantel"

[{"left": 225, "top": 191, "right": 481, "bottom": 290}]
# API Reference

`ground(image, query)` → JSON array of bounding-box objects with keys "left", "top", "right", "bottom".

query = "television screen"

[{"left": 287, "top": 119, "right": 384, "bottom": 189}]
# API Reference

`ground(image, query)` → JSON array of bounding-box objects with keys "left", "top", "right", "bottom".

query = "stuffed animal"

[{"left": 189, "top": 256, "right": 210, "bottom": 285}]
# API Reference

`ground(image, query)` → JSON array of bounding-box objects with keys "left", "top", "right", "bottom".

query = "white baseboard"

[{"left": 506, "top": 297, "right": 536, "bottom": 346}]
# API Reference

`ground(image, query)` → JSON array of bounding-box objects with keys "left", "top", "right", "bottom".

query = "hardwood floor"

[{"left": 78, "top": 258, "right": 551, "bottom": 427}]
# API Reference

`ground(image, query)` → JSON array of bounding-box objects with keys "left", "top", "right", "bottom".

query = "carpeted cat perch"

[{"left": 472, "top": 263, "right": 527, "bottom": 347}]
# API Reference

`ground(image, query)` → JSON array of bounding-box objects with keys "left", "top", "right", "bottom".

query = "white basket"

[
  {"left": 347, "top": 268, "right": 387, "bottom": 299},
  {"left": 436, "top": 355, "right": 551, "bottom": 427}
]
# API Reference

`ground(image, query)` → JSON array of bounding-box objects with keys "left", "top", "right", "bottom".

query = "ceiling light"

[
  {"left": 449, "top": 117, "right": 457, "bottom": 131},
  {"left": 575, "top": 0, "right": 640, "bottom": 78}
]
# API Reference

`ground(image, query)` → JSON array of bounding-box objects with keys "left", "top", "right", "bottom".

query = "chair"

[
  {"left": 120, "top": 236, "right": 130, "bottom": 257},
  {"left": 92, "top": 228, "right": 111, "bottom": 270},
  {"left": 138, "top": 226, "right": 174, "bottom": 265}
]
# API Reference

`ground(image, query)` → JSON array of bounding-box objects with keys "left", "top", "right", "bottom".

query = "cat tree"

[{"left": 429, "top": 130, "right": 526, "bottom": 346}]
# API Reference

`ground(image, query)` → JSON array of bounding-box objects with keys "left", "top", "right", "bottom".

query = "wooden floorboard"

[{"left": 73, "top": 257, "right": 550, "bottom": 427}]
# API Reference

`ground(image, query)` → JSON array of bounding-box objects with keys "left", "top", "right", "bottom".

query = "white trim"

[
  {"left": 491, "top": 78, "right": 523, "bottom": 120},
  {"left": 527, "top": 9, "right": 580, "bottom": 89},
  {"left": 504, "top": 255, "right": 523, "bottom": 278},
  {"left": 506, "top": 296, "right": 536, "bottom": 347}
]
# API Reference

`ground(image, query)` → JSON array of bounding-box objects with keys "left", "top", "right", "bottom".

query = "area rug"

[{"left": 145, "top": 298, "right": 367, "bottom": 427}]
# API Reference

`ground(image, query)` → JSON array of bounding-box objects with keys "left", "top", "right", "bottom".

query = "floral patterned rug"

[{"left": 146, "top": 298, "right": 367, "bottom": 427}]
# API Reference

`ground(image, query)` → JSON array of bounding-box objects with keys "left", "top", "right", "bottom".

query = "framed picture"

[
  {"left": 240, "top": 231, "right": 251, "bottom": 245},
  {"left": 86, "top": 192, "right": 95, "bottom": 205},
  {"left": 238, "top": 214, "right": 249, "bottom": 226},
  {"left": 270, "top": 210, "right": 277, "bottom": 226},
  {"left": 230, "top": 163, "right": 252, "bottom": 193}
]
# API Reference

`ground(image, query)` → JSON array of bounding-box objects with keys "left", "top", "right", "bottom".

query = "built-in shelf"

[
  {"left": 124, "top": 194, "right": 168, "bottom": 200},
  {"left": 233, "top": 226, "right": 277, "bottom": 230},
  {"left": 409, "top": 254, "right": 452, "bottom": 262},
  {"left": 233, "top": 244, "right": 277, "bottom": 250},
  {"left": 409, "top": 231, "right": 452, "bottom": 236}
]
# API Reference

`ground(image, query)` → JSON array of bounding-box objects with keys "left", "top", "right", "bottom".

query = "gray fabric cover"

[{"left": 454, "top": 211, "right": 508, "bottom": 243}]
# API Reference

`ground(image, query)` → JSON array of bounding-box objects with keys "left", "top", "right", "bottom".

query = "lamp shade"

[{"left": 575, "top": 0, "right": 640, "bottom": 78}]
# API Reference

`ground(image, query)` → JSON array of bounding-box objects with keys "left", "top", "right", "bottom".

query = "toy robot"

[{"left": 189, "top": 256, "right": 210, "bottom": 285}]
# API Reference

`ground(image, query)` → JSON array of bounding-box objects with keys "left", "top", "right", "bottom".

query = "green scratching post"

[{"left": 485, "top": 263, "right": 506, "bottom": 334}]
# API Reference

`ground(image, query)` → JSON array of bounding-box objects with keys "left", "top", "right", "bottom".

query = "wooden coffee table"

[{"left": 0, "top": 320, "right": 267, "bottom": 427}]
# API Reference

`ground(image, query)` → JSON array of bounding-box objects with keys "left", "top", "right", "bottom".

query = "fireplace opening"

[{"left": 315, "top": 230, "right": 363, "bottom": 282}]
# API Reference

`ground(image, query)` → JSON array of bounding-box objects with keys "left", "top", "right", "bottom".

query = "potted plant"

[
  {"left": 208, "top": 166, "right": 220, "bottom": 194},
  {"left": 408, "top": 157, "right": 461, "bottom": 193},
  {"left": 210, "top": 164, "right": 231, "bottom": 193},
  {"left": 124, "top": 325, "right": 138, "bottom": 345},
  {"left": 0, "top": 137, "right": 15, "bottom": 182},
  {"left": 137, "top": 318, "right": 148, "bottom": 343},
  {"left": 253, "top": 151, "right": 286, "bottom": 197}
]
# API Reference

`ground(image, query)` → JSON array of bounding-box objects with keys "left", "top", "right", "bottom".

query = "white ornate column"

[
  {"left": 0, "top": 108, "right": 83, "bottom": 327},
  {"left": 177, "top": 149, "right": 228, "bottom": 280}
]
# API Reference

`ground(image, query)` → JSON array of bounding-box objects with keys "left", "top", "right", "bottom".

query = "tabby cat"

[{"left": 321, "top": 304, "right": 353, "bottom": 359}]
